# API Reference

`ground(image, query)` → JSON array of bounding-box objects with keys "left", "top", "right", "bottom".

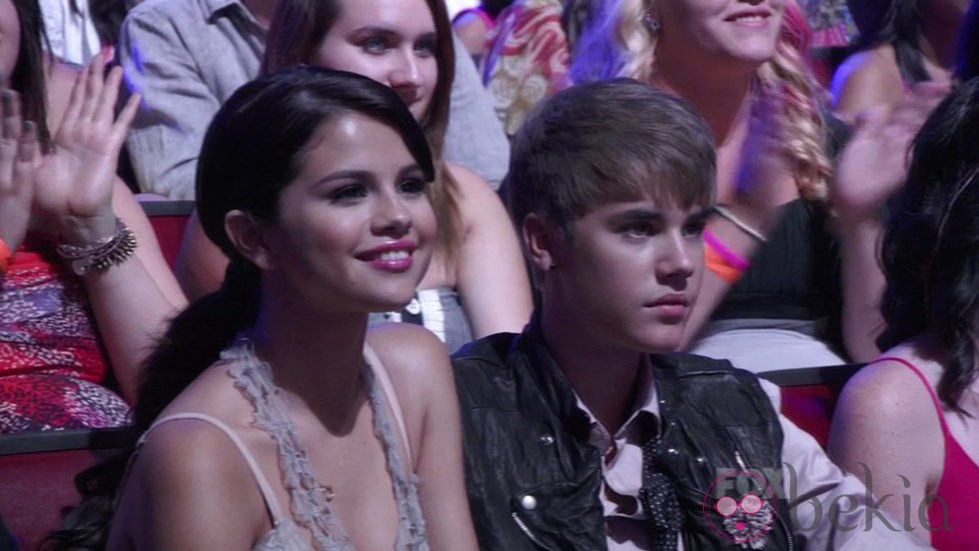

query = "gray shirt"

[{"left": 119, "top": 0, "right": 509, "bottom": 199}]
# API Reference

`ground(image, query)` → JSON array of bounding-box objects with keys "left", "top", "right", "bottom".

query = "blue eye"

[
  {"left": 621, "top": 223, "right": 654, "bottom": 238},
  {"left": 415, "top": 37, "right": 437, "bottom": 57},
  {"left": 362, "top": 36, "right": 388, "bottom": 53}
]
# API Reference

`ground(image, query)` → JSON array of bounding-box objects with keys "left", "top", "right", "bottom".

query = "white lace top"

[{"left": 139, "top": 339, "right": 429, "bottom": 550}]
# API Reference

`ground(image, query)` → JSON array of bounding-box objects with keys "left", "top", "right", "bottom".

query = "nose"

[
  {"left": 656, "top": 233, "right": 696, "bottom": 286},
  {"left": 389, "top": 49, "right": 423, "bottom": 91},
  {"left": 372, "top": 192, "right": 412, "bottom": 237}
]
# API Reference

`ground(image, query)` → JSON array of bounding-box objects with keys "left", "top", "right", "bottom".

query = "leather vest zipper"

[{"left": 511, "top": 511, "right": 554, "bottom": 550}]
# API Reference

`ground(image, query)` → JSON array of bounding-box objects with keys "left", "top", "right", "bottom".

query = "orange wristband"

[
  {"left": 705, "top": 243, "right": 743, "bottom": 283},
  {"left": 0, "top": 238, "right": 13, "bottom": 274}
]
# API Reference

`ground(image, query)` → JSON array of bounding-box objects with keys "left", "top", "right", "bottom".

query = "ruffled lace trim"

[{"left": 223, "top": 338, "right": 428, "bottom": 550}]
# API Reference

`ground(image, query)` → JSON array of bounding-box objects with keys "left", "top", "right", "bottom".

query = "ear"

[
  {"left": 522, "top": 213, "right": 560, "bottom": 273},
  {"left": 224, "top": 210, "right": 277, "bottom": 270}
]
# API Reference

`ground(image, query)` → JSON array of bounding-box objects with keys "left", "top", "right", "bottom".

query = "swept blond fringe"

[{"left": 611, "top": 0, "right": 831, "bottom": 201}]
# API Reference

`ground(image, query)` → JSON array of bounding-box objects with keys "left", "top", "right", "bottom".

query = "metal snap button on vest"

[
  {"left": 539, "top": 434, "right": 554, "bottom": 445},
  {"left": 520, "top": 495, "right": 538, "bottom": 510}
]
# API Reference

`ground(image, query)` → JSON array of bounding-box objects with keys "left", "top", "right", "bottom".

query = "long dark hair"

[
  {"left": 262, "top": 0, "right": 463, "bottom": 257},
  {"left": 878, "top": 76, "right": 979, "bottom": 413},
  {"left": 10, "top": 0, "right": 54, "bottom": 149},
  {"left": 43, "top": 66, "right": 434, "bottom": 549},
  {"left": 848, "top": 0, "right": 929, "bottom": 84}
]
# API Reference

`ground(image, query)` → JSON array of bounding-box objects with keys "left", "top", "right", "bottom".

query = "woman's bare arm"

[{"left": 450, "top": 163, "right": 533, "bottom": 337}]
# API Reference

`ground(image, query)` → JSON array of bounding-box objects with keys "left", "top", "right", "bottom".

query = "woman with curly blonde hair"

[{"left": 570, "top": 0, "right": 927, "bottom": 370}]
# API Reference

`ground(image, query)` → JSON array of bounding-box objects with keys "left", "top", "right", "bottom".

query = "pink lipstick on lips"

[{"left": 355, "top": 240, "right": 417, "bottom": 273}]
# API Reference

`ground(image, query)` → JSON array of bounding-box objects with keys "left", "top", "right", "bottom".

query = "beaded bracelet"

[
  {"left": 0, "top": 238, "right": 12, "bottom": 274},
  {"left": 55, "top": 218, "right": 138, "bottom": 276}
]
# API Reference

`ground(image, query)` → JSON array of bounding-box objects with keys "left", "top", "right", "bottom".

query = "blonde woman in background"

[{"left": 570, "top": 0, "right": 943, "bottom": 371}]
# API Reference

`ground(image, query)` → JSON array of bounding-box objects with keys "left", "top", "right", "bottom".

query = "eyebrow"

[
  {"left": 351, "top": 26, "right": 437, "bottom": 41},
  {"left": 352, "top": 26, "right": 398, "bottom": 36},
  {"left": 610, "top": 208, "right": 666, "bottom": 223},
  {"left": 311, "top": 164, "right": 423, "bottom": 188},
  {"left": 312, "top": 170, "right": 373, "bottom": 188},
  {"left": 396, "top": 164, "right": 425, "bottom": 180}
]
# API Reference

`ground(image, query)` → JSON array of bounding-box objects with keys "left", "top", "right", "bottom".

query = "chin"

[
  {"left": 360, "top": 286, "right": 420, "bottom": 314},
  {"left": 633, "top": 330, "right": 686, "bottom": 354},
  {"left": 735, "top": 42, "right": 778, "bottom": 64}
]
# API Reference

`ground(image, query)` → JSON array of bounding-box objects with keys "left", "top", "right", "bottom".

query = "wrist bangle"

[
  {"left": 704, "top": 230, "right": 749, "bottom": 284},
  {"left": 56, "top": 218, "right": 138, "bottom": 276},
  {"left": 0, "top": 238, "right": 12, "bottom": 274},
  {"left": 714, "top": 205, "right": 767, "bottom": 243}
]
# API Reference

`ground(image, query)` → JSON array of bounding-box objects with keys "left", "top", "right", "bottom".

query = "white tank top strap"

[
  {"left": 362, "top": 344, "right": 413, "bottom": 467},
  {"left": 142, "top": 412, "right": 285, "bottom": 522}
]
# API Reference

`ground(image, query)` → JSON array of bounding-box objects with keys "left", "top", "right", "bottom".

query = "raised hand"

[
  {"left": 0, "top": 90, "right": 38, "bottom": 252},
  {"left": 833, "top": 81, "right": 949, "bottom": 221},
  {"left": 31, "top": 54, "right": 140, "bottom": 245}
]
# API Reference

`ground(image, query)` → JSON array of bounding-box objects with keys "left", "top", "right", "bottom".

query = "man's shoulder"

[
  {"left": 125, "top": 0, "right": 228, "bottom": 25},
  {"left": 652, "top": 351, "right": 742, "bottom": 376},
  {"left": 452, "top": 333, "right": 520, "bottom": 379},
  {"left": 453, "top": 332, "right": 519, "bottom": 366},
  {"left": 653, "top": 353, "right": 771, "bottom": 398},
  {"left": 452, "top": 332, "right": 523, "bottom": 406}
]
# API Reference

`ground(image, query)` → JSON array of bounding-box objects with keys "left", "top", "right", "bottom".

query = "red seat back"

[
  {"left": 140, "top": 200, "right": 195, "bottom": 271},
  {"left": 0, "top": 428, "right": 133, "bottom": 550},
  {"left": 761, "top": 364, "right": 863, "bottom": 448}
]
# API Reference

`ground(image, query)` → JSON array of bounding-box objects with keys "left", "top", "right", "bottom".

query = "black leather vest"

[{"left": 453, "top": 325, "right": 792, "bottom": 550}]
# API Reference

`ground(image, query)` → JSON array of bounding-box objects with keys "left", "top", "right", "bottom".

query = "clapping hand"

[
  {"left": 833, "top": 81, "right": 949, "bottom": 221},
  {"left": 31, "top": 54, "right": 140, "bottom": 245}
]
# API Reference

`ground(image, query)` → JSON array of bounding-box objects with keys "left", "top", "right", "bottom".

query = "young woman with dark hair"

[
  {"left": 179, "top": 0, "right": 533, "bottom": 354},
  {"left": 99, "top": 66, "right": 477, "bottom": 548},
  {"left": 829, "top": 76, "right": 979, "bottom": 549}
]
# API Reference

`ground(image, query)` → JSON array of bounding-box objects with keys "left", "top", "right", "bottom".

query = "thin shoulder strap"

[
  {"left": 143, "top": 413, "right": 286, "bottom": 522},
  {"left": 363, "top": 344, "right": 414, "bottom": 467},
  {"left": 874, "top": 356, "right": 952, "bottom": 437}
]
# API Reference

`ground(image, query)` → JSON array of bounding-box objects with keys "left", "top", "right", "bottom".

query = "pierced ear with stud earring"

[{"left": 643, "top": 11, "right": 660, "bottom": 33}]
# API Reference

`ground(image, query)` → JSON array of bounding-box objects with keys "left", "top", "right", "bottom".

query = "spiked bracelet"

[{"left": 56, "top": 218, "right": 138, "bottom": 275}]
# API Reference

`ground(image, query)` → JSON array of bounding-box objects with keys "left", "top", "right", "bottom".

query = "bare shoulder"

[
  {"left": 366, "top": 322, "right": 452, "bottom": 382},
  {"left": 127, "top": 413, "right": 267, "bottom": 545},
  {"left": 446, "top": 162, "right": 498, "bottom": 203},
  {"left": 835, "top": 352, "right": 938, "bottom": 433},
  {"left": 139, "top": 414, "right": 248, "bottom": 482},
  {"left": 445, "top": 161, "right": 511, "bottom": 228},
  {"left": 134, "top": 414, "right": 260, "bottom": 518}
]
